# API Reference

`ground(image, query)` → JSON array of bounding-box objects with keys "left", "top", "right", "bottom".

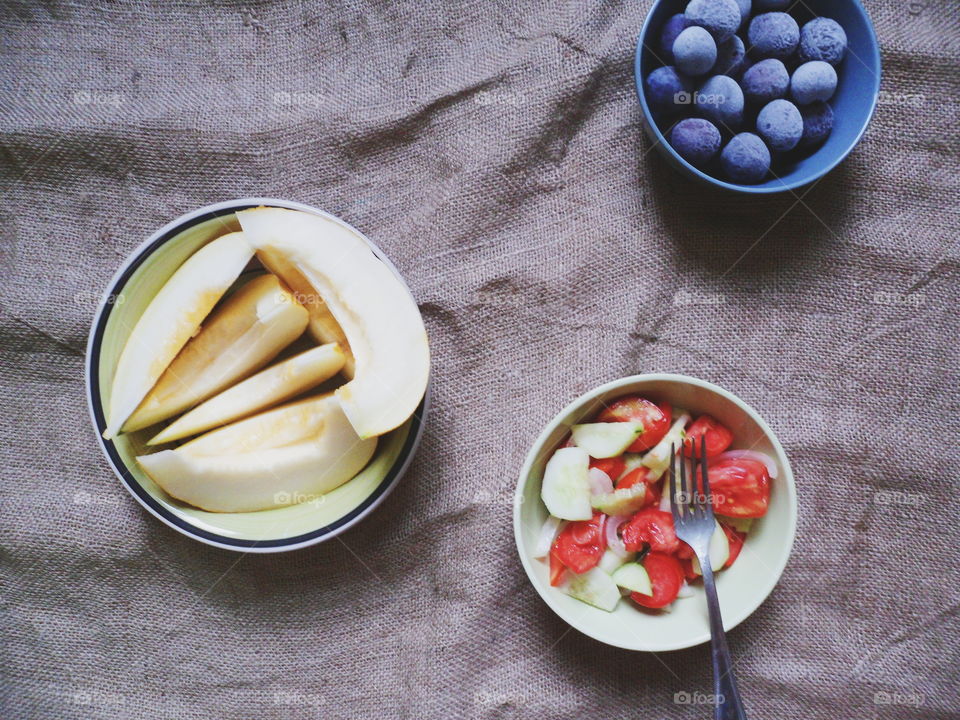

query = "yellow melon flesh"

[
  {"left": 147, "top": 343, "right": 345, "bottom": 444},
  {"left": 103, "top": 231, "right": 254, "bottom": 439},
  {"left": 136, "top": 394, "right": 377, "bottom": 513},
  {"left": 122, "top": 273, "right": 308, "bottom": 433},
  {"left": 237, "top": 207, "right": 430, "bottom": 439}
]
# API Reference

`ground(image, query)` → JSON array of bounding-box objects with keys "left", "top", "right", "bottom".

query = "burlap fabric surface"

[{"left": 1, "top": 1, "right": 958, "bottom": 718}]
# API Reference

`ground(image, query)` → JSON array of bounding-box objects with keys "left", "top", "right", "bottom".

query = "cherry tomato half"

[
  {"left": 631, "top": 552, "right": 684, "bottom": 609},
  {"left": 550, "top": 512, "right": 606, "bottom": 574},
  {"left": 590, "top": 457, "right": 626, "bottom": 483},
  {"left": 720, "top": 523, "right": 746, "bottom": 568},
  {"left": 621, "top": 508, "right": 679, "bottom": 554},
  {"left": 598, "top": 396, "right": 672, "bottom": 452},
  {"left": 708, "top": 458, "right": 771, "bottom": 518},
  {"left": 683, "top": 415, "right": 733, "bottom": 458}
]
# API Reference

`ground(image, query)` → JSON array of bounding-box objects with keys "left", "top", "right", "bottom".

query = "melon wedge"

[
  {"left": 122, "top": 273, "right": 309, "bottom": 433},
  {"left": 137, "top": 394, "right": 377, "bottom": 512},
  {"left": 237, "top": 207, "right": 430, "bottom": 439},
  {"left": 255, "top": 244, "right": 356, "bottom": 378},
  {"left": 147, "top": 343, "right": 345, "bottom": 444},
  {"left": 103, "top": 231, "right": 254, "bottom": 439}
]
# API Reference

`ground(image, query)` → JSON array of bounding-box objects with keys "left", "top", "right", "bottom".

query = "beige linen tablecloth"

[{"left": 1, "top": 1, "right": 958, "bottom": 718}]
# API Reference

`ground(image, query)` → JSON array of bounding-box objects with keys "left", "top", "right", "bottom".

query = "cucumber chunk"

[
  {"left": 560, "top": 567, "right": 621, "bottom": 612},
  {"left": 611, "top": 562, "right": 653, "bottom": 596},
  {"left": 571, "top": 422, "right": 644, "bottom": 458},
  {"left": 641, "top": 411, "right": 691, "bottom": 479},
  {"left": 590, "top": 484, "right": 648, "bottom": 516},
  {"left": 621, "top": 452, "right": 646, "bottom": 477},
  {"left": 597, "top": 548, "right": 634, "bottom": 575},
  {"left": 719, "top": 516, "right": 753, "bottom": 533},
  {"left": 691, "top": 520, "right": 731, "bottom": 575},
  {"left": 541, "top": 447, "right": 592, "bottom": 520}
]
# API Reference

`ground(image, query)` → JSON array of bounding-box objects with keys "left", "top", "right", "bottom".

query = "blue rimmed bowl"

[
  {"left": 635, "top": 0, "right": 881, "bottom": 194},
  {"left": 85, "top": 198, "right": 430, "bottom": 552}
]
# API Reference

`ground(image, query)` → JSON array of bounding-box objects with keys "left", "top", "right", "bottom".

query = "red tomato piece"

[
  {"left": 615, "top": 466, "right": 650, "bottom": 489},
  {"left": 708, "top": 458, "right": 771, "bottom": 518},
  {"left": 642, "top": 480, "right": 661, "bottom": 508},
  {"left": 683, "top": 415, "right": 734, "bottom": 458},
  {"left": 621, "top": 509, "right": 679, "bottom": 554},
  {"left": 598, "top": 397, "right": 672, "bottom": 452},
  {"left": 550, "top": 512, "right": 606, "bottom": 574},
  {"left": 631, "top": 552, "right": 684, "bottom": 609},
  {"left": 590, "top": 457, "right": 626, "bottom": 483},
  {"left": 720, "top": 523, "right": 746, "bottom": 568},
  {"left": 676, "top": 540, "right": 695, "bottom": 560},
  {"left": 617, "top": 468, "right": 660, "bottom": 506},
  {"left": 549, "top": 551, "right": 566, "bottom": 587}
]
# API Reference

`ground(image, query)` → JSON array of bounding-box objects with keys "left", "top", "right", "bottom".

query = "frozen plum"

[
  {"left": 741, "top": 58, "right": 790, "bottom": 105},
  {"left": 791, "top": 60, "right": 838, "bottom": 104},
  {"left": 721, "top": 132, "right": 771, "bottom": 182},
  {"left": 674, "top": 26, "right": 718, "bottom": 76},
  {"left": 685, "top": 0, "right": 741, "bottom": 42},
  {"left": 798, "top": 101, "right": 834, "bottom": 148},
  {"left": 757, "top": 98, "right": 803, "bottom": 152},
  {"left": 748, "top": 12, "right": 800, "bottom": 60},
  {"left": 670, "top": 118, "right": 723, "bottom": 166},
  {"left": 799, "top": 17, "right": 847, "bottom": 65},
  {"left": 645, "top": 66, "right": 693, "bottom": 111},
  {"left": 697, "top": 74, "right": 745, "bottom": 129}
]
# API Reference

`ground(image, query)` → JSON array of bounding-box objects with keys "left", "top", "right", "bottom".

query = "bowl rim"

[
  {"left": 84, "top": 197, "right": 430, "bottom": 553},
  {"left": 512, "top": 373, "right": 798, "bottom": 651},
  {"left": 633, "top": 0, "right": 882, "bottom": 194}
]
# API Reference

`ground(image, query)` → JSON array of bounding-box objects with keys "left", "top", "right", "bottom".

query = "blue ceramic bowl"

[{"left": 634, "top": 0, "right": 881, "bottom": 194}]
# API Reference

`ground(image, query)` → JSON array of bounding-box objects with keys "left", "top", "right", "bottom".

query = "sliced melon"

[
  {"left": 136, "top": 394, "right": 376, "bottom": 512},
  {"left": 237, "top": 207, "right": 430, "bottom": 439},
  {"left": 147, "top": 343, "right": 345, "bottom": 444},
  {"left": 178, "top": 394, "right": 335, "bottom": 456},
  {"left": 254, "top": 245, "right": 355, "bottom": 377},
  {"left": 611, "top": 562, "right": 653, "bottom": 595},
  {"left": 103, "top": 231, "right": 254, "bottom": 439},
  {"left": 691, "top": 521, "right": 731, "bottom": 575},
  {"left": 590, "top": 483, "right": 648, "bottom": 516},
  {"left": 541, "top": 447, "right": 592, "bottom": 521},
  {"left": 560, "top": 567, "right": 621, "bottom": 612},
  {"left": 123, "top": 274, "right": 309, "bottom": 433},
  {"left": 571, "top": 422, "right": 645, "bottom": 458}
]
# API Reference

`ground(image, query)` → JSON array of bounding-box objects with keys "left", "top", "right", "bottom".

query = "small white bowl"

[{"left": 513, "top": 374, "right": 797, "bottom": 651}]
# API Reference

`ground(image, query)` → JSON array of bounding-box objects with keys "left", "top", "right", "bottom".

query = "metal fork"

[{"left": 670, "top": 438, "right": 748, "bottom": 720}]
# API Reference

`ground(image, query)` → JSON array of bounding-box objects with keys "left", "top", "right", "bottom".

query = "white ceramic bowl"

[
  {"left": 85, "top": 198, "right": 430, "bottom": 552},
  {"left": 513, "top": 374, "right": 796, "bottom": 651}
]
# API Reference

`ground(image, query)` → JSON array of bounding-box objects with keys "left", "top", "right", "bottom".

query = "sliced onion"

[
  {"left": 533, "top": 516, "right": 563, "bottom": 558},
  {"left": 605, "top": 514, "right": 631, "bottom": 558},
  {"left": 710, "top": 450, "right": 779, "bottom": 479},
  {"left": 588, "top": 468, "right": 614, "bottom": 496},
  {"left": 677, "top": 582, "right": 695, "bottom": 599}
]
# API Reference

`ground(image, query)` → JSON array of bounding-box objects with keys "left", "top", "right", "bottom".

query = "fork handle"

[{"left": 700, "top": 560, "right": 748, "bottom": 720}]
